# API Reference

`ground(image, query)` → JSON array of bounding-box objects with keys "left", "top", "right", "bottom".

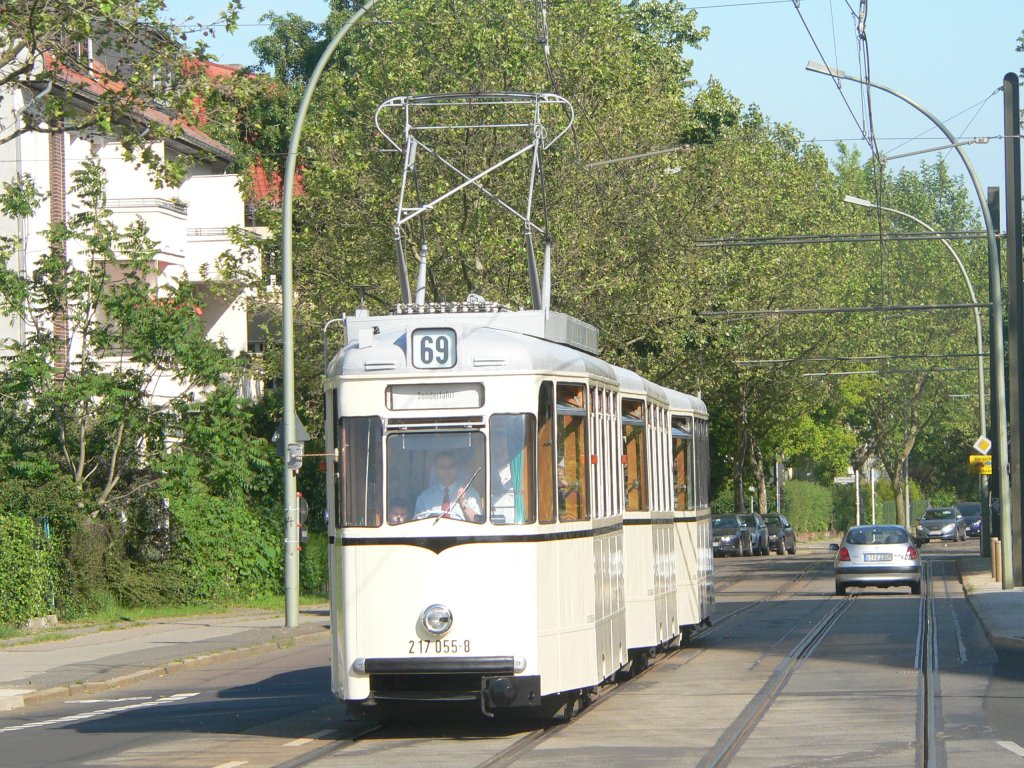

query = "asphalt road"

[{"left": 1, "top": 541, "right": 1022, "bottom": 768}]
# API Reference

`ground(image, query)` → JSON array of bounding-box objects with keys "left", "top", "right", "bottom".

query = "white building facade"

[{"left": 0, "top": 79, "right": 261, "bottom": 402}]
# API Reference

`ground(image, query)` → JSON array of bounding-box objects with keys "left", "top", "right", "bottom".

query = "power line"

[
  {"left": 693, "top": 230, "right": 994, "bottom": 247},
  {"left": 700, "top": 302, "right": 989, "bottom": 318},
  {"left": 737, "top": 351, "right": 988, "bottom": 366}
]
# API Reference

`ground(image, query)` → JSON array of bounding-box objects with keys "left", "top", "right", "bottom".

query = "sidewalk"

[
  {"left": 956, "top": 552, "right": 1024, "bottom": 652},
  {"left": 0, "top": 605, "right": 330, "bottom": 712}
]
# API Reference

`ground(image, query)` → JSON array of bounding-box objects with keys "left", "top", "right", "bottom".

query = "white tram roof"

[
  {"left": 612, "top": 364, "right": 707, "bottom": 417},
  {"left": 666, "top": 389, "right": 708, "bottom": 418},
  {"left": 327, "top": 303, "right": 707, "bottom": 415},
  {"left": 329, "top": 305, "right": 614, "bottom": 381}
]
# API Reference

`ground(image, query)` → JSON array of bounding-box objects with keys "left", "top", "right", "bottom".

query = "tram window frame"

[
  {"left": 338, "top": 416, "right": 384, "bottom": 527},
  {"left": 672, "top": 416, "right": 693, "bottom": 511},
  {"left": 622, "top": 398, "right": 648, "bottom": 512},
  {"left": 538, "top": 382, "right": 556, "bottom": 524},
  {"left": 489, "top": 414, "right": 537, "bottom": 525},
  {"left": 385, "top": 430, "right": 486, "bottom": 525},
  {"left": 556, "top": 383, "right": 589, "bottom": 522}
]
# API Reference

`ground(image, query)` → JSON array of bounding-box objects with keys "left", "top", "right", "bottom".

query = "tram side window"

[
  {"left": 538, "top": 382, "right": 556, "bottom": 524},
  {"left": 672, "top": 416, "right": 693, "bottom": 511},
  {"left": 489, "top": 414, "right": 536, "bottom": 525},
  {"left": 622, "top": 399, "right": 647, "bottom": 512},
  {"left": 557, "top": 384, "right": 589, "bottom": 522},
  {"left": 339, "top": 416, "right": 383, "bottom": 527}
]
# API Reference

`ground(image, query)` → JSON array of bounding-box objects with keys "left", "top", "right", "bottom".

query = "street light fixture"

[
  {"left": 841, "top": 195, "right": 988, "bottom": 439},
  {"left": 808, "top": 60, "right": 1011, "bottom": 583}
]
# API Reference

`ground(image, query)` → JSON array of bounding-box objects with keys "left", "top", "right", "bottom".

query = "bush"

[
  {"left": 300, "top": 531, "right": 328, "bottom": 595},
  {"left": 0, "top": 478, "right": 82, "bottom": 622},
  {"left": 167, "top": 486, "right": 282, "bottom": 602},
  {"left": 0, "top": 513, "right": 56, "bottom": 625},
  {"left": 782, "top": 480, "right": 833, "bottom": 532}
]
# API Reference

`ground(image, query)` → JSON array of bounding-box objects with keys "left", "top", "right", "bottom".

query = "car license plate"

[{"left": 863, "top": 553, "right": 892, "bottom": 562}]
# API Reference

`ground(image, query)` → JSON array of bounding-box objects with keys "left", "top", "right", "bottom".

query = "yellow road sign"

[{"left": 969, "top": 454, "right": 992, "bottom": 474}]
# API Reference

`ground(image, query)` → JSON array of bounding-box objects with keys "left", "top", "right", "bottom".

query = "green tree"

[
  {"left": 0, "top": 160, "right": 278, "bottom": 612},
  {"left": 220, "top": 0, "right": 728, "bottom": 440}
]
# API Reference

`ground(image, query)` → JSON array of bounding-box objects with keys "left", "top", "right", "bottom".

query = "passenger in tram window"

[
  {"left": 414, "top": 451, "right": 483, "bottom": 522},
  {"left": 388, "top": 497, "right": 412, "bottom": 525}
]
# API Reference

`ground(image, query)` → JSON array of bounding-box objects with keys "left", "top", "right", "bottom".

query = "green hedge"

[
  {"left": 168, "top": 489, "right": 282, "bottom": 602},
  {"left": 782, "top": 480, "right": 833, "bottom": 532},
  {"left": 300, "top": 531, "right": 328, "bottom": 595},
  {"left": 0, "top": 513, "right": 57, "bottom": 626}
]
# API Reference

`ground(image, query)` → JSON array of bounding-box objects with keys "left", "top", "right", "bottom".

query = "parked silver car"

[
  {"left": 915, "top": 506, "right": 966, "bottom": 544},
  {"left": 832, "top": 525, "right": 921, "bottom": 596}
]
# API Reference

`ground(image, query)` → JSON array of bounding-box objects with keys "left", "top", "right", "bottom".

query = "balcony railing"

[
  {"left": 187, "top": 228, "right": 231, "bottom": 238},
  {"left": 107, "top": 198, "right": 188, "bottom": 215}
]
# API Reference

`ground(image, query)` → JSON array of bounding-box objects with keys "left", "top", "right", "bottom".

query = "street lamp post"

[
  {"left": 809, "top": 60, "right": 1011, "bottom": 583},
  {"left": 280, "top": 0, "right": 383, "bottom": 627}
]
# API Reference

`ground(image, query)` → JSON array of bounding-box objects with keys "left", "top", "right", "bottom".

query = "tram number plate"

[
  {"left": 863, "top": 553, "right": 892, "bottom": 562},
  {"left": 409, "top": 639, "right": 471, "bottom": 654},
  {"left": 411, "top": 329, "right": 457, "bottom": 369}
]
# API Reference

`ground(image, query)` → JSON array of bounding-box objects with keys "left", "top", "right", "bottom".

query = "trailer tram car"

[{"left": 325, "top": 300, "right": 712, "bottom": 717}]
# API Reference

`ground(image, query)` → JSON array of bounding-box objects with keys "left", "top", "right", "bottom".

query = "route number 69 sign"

[{"left": 411, "top": 328, "right": 457, "bottom": 369}]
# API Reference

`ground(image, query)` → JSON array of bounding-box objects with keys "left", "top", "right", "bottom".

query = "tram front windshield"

[
  {"left": 380, "top": 415, "right": 536, "bottom": 526},
  {"left": 387, "top": 432, "right": 486, "bottom": 524},
  {"left": 338, "top": 415, "right": 537, "bottom": 527}
]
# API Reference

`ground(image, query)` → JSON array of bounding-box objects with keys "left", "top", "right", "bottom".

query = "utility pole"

[{"left": 1004, "top": 72, "right": 1023, "bottom": 587}]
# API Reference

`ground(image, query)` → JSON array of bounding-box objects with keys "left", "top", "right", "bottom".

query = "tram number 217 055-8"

[{"left": 409, "top": 638, "right": 472, "bottom": 654}]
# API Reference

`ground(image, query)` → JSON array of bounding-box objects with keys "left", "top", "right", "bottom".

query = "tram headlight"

[{"left": 421, "top": 603, "right": 454, "bottom": 636}]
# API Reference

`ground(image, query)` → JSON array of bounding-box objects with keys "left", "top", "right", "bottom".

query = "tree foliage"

[
  {"left": 0, "top": 161, "right": 280, "bottom": 617},
  {"left": 0, "top": 0, "right": 240, "bottom": 180}
]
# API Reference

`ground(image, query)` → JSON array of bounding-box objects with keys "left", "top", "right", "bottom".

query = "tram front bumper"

[{"left": 352, "top": 656, "right": 540, "bottom": 709}]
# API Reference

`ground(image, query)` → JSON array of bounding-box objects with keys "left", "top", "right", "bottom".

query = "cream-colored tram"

[
  {"left": 611, "top": 369, "right": 714, "bottom": 669},
  {"left": 667, "top": 392, "right": 713, "bottom": 636},
  {"left": 324, "top": 301, "right": 711, "bottom": 716}
]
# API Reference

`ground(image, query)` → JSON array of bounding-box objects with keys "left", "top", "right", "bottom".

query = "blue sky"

[{"left": 166, "top": 0, "right": 1023, "bottom": 215}]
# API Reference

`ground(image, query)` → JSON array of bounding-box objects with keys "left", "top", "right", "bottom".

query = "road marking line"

[
  {"left": 73, "top": 697, "right": 153, "bottom": 704},
  {"left": 0, "top": 692, "right": 200, "bottom": 733},
  {"left": 997, "top": 741, "right": 1024, "bottom": 757},
  {"left": 283, "top": 728, "right": 336, "bottom": 747},
  {"left": 211, "top": 762, "right": 248, "bottom": 768}
]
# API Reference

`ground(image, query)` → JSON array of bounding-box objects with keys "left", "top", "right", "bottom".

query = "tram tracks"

[
  {"left": 479, "top": 557, "right": 832, "bottom": 768},
  {"left": 276, "top": 556, "right": 844, "bottom": 768},
  {"left": 697, "top": 594, "right": 854, "bottom": 768}
]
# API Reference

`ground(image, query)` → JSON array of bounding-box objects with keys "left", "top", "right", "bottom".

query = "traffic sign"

[
  {"left": 973, "top": 435, "right": 992, "bottom": 455},
  {"left": 969, "top": 454, "right": 992, "bottom": 475}
]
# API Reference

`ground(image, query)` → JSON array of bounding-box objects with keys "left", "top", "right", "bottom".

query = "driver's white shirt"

[{"left": 414, "top": 484, "right": 481, "bottom": 520}]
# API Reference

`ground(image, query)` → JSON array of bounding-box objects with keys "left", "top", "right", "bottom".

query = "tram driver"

[{"left": 414, "top": 451, "right": 482, "bottom": 522}]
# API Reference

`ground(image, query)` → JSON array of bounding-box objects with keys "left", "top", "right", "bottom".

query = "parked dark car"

[
  {"left": 957, "top": 501, "right": 982, "bottom": 538},
  {"left": 832, "top": 524, "right": 921, "bottom": 595},
  {"left": 712, "top": 515, "right": 752, "bottom": 557},
  {"left": 764, "top": 513, "right": 797, "bottom": 555},
  {"left": 915, "top": 506, "right": 966, "bottom": 544},
  {"left": 737, "top": 513, "right": 770, "bottom": 556}
]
